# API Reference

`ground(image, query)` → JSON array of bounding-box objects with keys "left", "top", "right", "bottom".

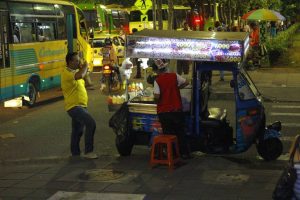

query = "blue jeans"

[{"left": 67, "top": 106, "right": 96, "bottom": 155}]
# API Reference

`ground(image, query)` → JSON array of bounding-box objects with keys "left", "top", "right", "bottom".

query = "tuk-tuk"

[{"left": 110, "top": 30, "right": 283, "bottom": 161}]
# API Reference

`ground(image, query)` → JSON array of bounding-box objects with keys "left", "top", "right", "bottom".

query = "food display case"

[{"left": 124, "top": 30, "right": 249, "bottom": 145}]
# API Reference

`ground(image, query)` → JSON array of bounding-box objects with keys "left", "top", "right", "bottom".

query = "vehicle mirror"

[
  {"left": 230, "top": 80, "right": 235, "bottom": 88},
  {"left": 89, "top": 28, "right": 94, "bottom": 39}
]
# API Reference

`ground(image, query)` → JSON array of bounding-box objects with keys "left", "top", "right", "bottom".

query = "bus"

[
  {"left": 78, "top": 3, "right": 130, "bottom": 36},
  {"left": 0, "top": 0, "right": 92, "bottom": 106},
  {"left": 129, "top": 5, "right": 190, "bottom": 32}
]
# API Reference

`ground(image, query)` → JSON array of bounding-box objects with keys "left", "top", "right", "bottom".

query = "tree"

[{"left": 167, "top": 0, "right": 174, "bottom": 30}]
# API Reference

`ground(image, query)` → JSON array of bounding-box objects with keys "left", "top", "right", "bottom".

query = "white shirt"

[
  {"left": 13, "top": 35, "right": 19, "bottom": 43},
  {"left": 153, "top": 73, "right": 186, "bottom": 94}
]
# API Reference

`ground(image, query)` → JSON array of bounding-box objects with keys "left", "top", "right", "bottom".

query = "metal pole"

[{"left": 153, "top": 0, "right": 157, "bottom": 30}]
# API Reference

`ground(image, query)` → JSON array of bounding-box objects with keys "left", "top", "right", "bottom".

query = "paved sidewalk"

[{"left": 0, "top": 149, "right": 286, "bottom": 200}]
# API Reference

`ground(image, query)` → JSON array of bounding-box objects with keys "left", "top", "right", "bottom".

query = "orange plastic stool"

[{"left": 150, "top": 135, "right": 180, "bottom": 170}]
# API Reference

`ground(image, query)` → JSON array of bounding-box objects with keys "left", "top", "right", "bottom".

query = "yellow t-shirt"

[{"left": 61, "top": 68, "right": 88, "bottom": 111}]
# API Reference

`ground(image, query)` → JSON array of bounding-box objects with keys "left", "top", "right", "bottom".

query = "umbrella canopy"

[{"left": 242, "top": 9, "right": 285, "bottom": 21}]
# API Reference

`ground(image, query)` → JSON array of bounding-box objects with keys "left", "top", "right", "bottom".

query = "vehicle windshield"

[
  {"left": 92, "top": 38, "right": 106, "bottom": 48},
  {"left": 112, "top": 37, "right": 120, "bottom": 46},
  {"left": 112, "top": 36, "right": 125, "bottom": 46},
  {"left": 238, "top": 69, "right": 261, "bottom": 100}
]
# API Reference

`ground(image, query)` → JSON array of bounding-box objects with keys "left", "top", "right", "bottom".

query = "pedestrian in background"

[
  {"left": 152, "top": 59, "right": 191, "bottom": 159},
  {"left": 248, "top": 22, "right": 260, "bottom": 68},
  {"left": 61, "top": 52, "right": 97, "bottom": 159}
]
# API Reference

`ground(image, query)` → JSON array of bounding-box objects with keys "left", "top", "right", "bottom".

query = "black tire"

[
  {"left": 256, "top": 137, "right": 283, "bottom": 161},
  {"left": 25, "top": 82, "right": 37, "bottom": 107},
  {"left": 115, "top": 135, "right": 134, "bottom": 156},
  {"left": 106, "top": 77, "right": 111, "bottom": 93}
]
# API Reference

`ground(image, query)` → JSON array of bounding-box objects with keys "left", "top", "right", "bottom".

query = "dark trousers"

[
  {"left": 158, "top": 112, "right": 189, "bottom": 155},
  {"left": 67, "top": 106, "right": 96, "bottom": 155}
]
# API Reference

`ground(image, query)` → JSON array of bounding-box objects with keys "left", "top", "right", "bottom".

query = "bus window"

[
  {"left": 82, "top": 10, "right": 98, "bottom": 30},
  {"left": 37, "top": 22, "right": 56, "bottom": 41},
  {"left": 14, "top": 22, "right": 35, "bottom": 43},
  {"left": 147, "top": 10, "right": 168, "bottom": 21},
  {"left": 57, "top": 18, "right": 67, "bottom": 40},
  {"left": 33, "top": 3, "right": 56, "bottom": 15},
  {"left": 76, "top": 8, "right": 88, "bottom": 39},
  {"left": 13, "top": 25, "right": 20, "bottom": 43},
  {"left": 118, "top": 11, "right": 129, "bottom": 29},
  {"left": 8, "top": 2, "right": 34, "bottom": 15},
  {"left": 130, "top": 10, "right": 141, "bottom": 22},
  {"left": 55, "top": 5, "right": 76, "bottom": 39},
  {"left": 112, "top": 10, "right": 120, "bottom": 29}
]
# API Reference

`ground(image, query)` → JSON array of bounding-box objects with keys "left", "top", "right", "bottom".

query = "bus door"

[{"left": 0, "top": 10, "right": 11, "bottom": 100}]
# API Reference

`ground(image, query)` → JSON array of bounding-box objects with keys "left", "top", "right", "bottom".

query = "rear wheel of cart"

[
  {"left": 115, "top": 135, "right": 134, "bottom": 156},
  {"left": 256, "top": 137, "right": 283, "bottom": 161}
]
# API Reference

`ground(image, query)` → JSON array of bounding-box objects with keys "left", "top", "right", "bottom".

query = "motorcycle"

[{"left": 100, "top": 64, "right": 122, "bottom": 93}]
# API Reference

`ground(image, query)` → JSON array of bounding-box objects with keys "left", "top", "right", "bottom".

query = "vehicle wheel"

[
  {"left": 25, "top": 82, "right": 37, "bottom": 107},
  {"left": 256, "top": 137, "right": 283, "bottom": 161},
  {"left": 105, "top": 78, "right": 111, "bottom": 93},
  {"left": 115, "top": 135, "right": 134, "bottom": 156}
]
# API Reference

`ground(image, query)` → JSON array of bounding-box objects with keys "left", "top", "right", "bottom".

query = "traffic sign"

[
  {"left": 141, "top": 15, "right": 148, "bottom": 22},
  {"left": 134, "top": 0, "right": 152, "bottom": 14}
]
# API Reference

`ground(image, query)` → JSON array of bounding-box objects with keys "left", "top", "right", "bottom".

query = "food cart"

[{"left": 109, "top": 30, "right": 283, "bottom": 161}]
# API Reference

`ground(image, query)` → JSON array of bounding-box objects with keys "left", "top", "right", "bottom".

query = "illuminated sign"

[{"left": 126, "top": 35, "right": 249, "bottom": 63}]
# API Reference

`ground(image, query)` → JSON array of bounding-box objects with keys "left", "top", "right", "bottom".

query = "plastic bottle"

[
  {"left": 117, "top": 95, "right": 122, "bottom": 104},
  {"left": 107, "top": 96, "right": 113, "bottom": 105},
  {"left": 132, "top": 82, "right": 136, "bottom": 91},
  {"left": 139, "top": 82, "right": 144, "bottom": 91},
  {"left": 112, "top": 95, "right": 117, "bottom": 104}
]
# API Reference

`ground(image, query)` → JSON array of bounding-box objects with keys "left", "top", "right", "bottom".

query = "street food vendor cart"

[{"left": 109, "top": 30, "right": 283, "bottom": 161}]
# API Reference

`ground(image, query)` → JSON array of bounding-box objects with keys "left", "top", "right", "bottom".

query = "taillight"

[{"left": 104, "top": 65, "right": 110, "bottom": 70}]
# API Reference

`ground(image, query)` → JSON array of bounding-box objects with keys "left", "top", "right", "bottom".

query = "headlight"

[{"left": 93, "top": 59, "right": 101, "bottom": 66}]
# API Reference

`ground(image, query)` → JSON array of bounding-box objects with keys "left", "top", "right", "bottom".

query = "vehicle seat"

[{"left": 208, "top": 108, "right": 227, "bottom": 121}]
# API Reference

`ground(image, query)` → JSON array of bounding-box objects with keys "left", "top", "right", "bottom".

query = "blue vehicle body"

[{"left": 112, "top": 29, "right": 283, "bottom": 160}]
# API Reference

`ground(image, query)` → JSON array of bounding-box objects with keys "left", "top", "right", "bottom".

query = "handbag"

[{"left": 273, "top": 143, "right": 298, "bottom": 200}]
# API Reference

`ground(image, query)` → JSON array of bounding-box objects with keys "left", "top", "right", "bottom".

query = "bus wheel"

[
  {"left": 256, "top": 137, "right": 283, "bottom": 161},
  {"left": 25, "top": 83, "right": 37, "bottom": 107}
]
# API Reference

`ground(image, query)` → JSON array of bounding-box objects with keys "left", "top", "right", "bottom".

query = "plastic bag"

[
  {"left": 109, "top": 102, "right": 129, "bottom": 136},
  {"left": 272, "top": 163, "right": 296, "bottom": 200}
]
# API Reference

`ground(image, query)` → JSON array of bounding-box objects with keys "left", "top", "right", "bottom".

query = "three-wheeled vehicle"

[{"left": 109, "top": 30, "right": 283, "bottom": 161}]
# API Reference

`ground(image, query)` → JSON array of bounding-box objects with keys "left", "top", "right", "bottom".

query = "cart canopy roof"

[
  {"left": 133, "top": 29, "right": 248, "bottom": 41},
  {"left": 126, "top": 30, "right": 249, "bottom": 63}
]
